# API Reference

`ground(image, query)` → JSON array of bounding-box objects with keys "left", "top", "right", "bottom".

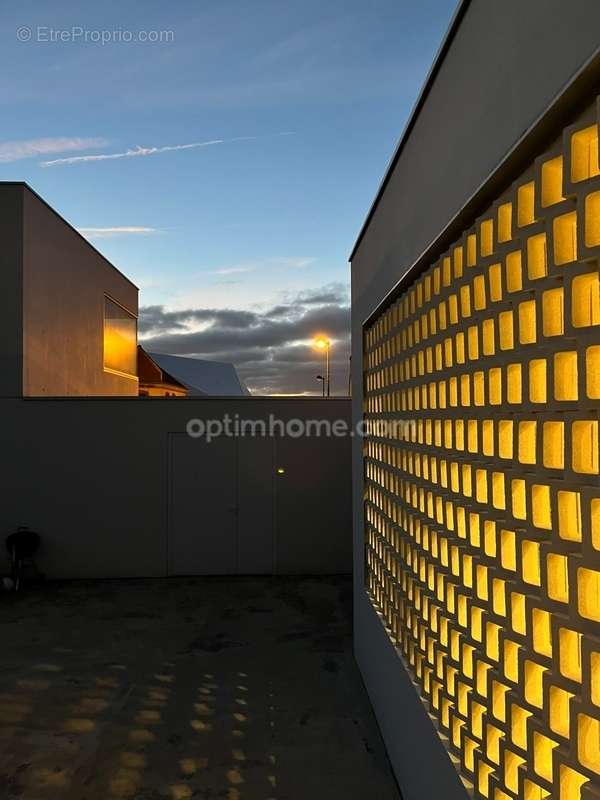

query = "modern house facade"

[
  {"left": 0, "top": 183, "right": 139, "bottom": 398},
  {"left": 351, "top": 2, "right": 600, "bottom": 799}
]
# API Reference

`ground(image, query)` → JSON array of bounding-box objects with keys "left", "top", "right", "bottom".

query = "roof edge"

[
  {"left": 348, "top": 0, "right": 470, "bottom": 262},
  {"left": 0, "top": 181, "right": 139, "bottom": 292},
  {"left": 360, "top": 42, "right": 600, "bottom": 328}
]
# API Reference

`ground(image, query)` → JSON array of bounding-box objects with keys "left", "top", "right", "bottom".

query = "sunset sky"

[{"left": 0, "top": 0, "right": 456, "bottom": 393}]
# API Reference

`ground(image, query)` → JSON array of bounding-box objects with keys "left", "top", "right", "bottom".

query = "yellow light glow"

[
  {"left": 363, "top": 98, "right": 600, "bottom": 800},
  {"left": 313, "top": 335, "right": 331, "bottom": 350}
]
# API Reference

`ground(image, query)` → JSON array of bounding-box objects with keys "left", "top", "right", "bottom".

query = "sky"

[{"left": 0, "top": 0, "right": 456, "bottom": 394}]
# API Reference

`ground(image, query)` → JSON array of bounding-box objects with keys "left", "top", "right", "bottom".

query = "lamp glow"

[{"left": 312, "top": 336, "right": 331, "bottom": 396}]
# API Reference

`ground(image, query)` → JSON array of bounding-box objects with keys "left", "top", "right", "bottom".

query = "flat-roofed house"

[{"left": 0, "top": 182, "right": 139, "bottom": 397}]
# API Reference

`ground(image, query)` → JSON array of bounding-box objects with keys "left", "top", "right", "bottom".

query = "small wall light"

[{"left": 277, "top": 467, "right": 285, "bottom": 475}]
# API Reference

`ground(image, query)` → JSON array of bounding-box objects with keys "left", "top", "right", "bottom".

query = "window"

[{"left": 103, "top": 297, "right": 137, "bottom": 377}]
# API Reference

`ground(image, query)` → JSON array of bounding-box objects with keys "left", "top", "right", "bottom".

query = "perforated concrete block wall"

[{"left": 363, "top": 98, "right": 600, "bottom": 800}]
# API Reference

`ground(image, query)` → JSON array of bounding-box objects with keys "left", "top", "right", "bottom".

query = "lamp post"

[
  {"left": 314, "top": 336, "right": 331, "bottom": 397},
  {"left": 316, "top": 375, "right": 325, "bottom": 397}
]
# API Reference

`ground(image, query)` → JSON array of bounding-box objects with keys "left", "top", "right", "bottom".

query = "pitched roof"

[
  {"left": 137, "top": 347, "right": 190, "bottom": 393},
  {"left": 148, "top": 352, "right": 250, "bottom": 396}
]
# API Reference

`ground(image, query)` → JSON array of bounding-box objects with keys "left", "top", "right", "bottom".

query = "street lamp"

[
  {"left": 313, "top": 336, "right": 331, "bottom": 397},
  {"left": 316, "top": 374, "right": 325, "bottom": 397}
]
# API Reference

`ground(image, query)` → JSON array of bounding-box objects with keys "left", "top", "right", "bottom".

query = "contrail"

[{"left": 41, "top": 133, "right": 295, "bottom": 167}]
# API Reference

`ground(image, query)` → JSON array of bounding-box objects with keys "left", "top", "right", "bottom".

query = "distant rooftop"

[{"left": 148, "top": 352, "right": 250, "bottom": 397}]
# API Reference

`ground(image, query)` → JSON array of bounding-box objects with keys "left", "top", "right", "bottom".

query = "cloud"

[
  {"left": 0, "top": 136, "right": 108, "bottom": 164},
  {"left": 209, "top": 256, "right": 315, "bottom": 276},
  {"left": 40, "top": 132, "right": 294, "bottom": 166},
  {"left": 213, "top": 265, "right": 255, "bottom": 276},
  {"left": 276, "top": 256, "right": 316, "bottom": 269},
  {"left": 293, "top": 283, "right": 349, "bottom": 305},
  {"left": 77, "top": 226, "right": 159, "bottom": 239},
  {"left": 139, "top": 282, "right": 350, "bottom": 395}
]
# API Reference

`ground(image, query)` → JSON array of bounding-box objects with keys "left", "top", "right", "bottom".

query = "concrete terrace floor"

[{"left": 0, "top": 576, "right": 400, "bottom": 800}]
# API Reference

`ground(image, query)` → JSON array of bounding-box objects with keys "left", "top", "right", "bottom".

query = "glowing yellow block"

[
  {"left": 482, "top": 319, "right": 495, "bottom": 355},
  {"left": 543, "top": 421, "right": 564, "bottom": 469},
  {"left": 504, "top": 640, "right": 520, "bottom": 682},
  {"left": 489, "top": 369, "right": 502, "bottom": 405},
  {"left": 507, "top": 364, "right": 522, "bottom": 404},
  {"left": 476, "top": 469, "right": 488, "bottom": 503},
  {"left": 557, "top": 490, "right": 582, "bottom": 541},
  {"left": 500, "top": 529, "right": 516, "bottom": 571},
  {"left": 529, "top": 359, "right": 546, "bottom": 403},
  {"left": 547, "top": 553, "right": 569, "bottom": 603},
  {"left": 454, "top": 246, "right": 464, "bottom": 278},
  {"left": 527, "top": 233, "right": 548, "bottom": 279},
  {"left": 586, "top": 345, "right": 600, "bottom": 397},
  {"left": 478, "top": 762, "right": 494, "bottom": 798},
  {"left": 489, "top": 263, "right": 502, "bottom": 301},
  {"left": 504, "top": 750, "right": 525, "bottom": 793},
  {"left": 542, "top": 287, "right": 564, "bottom": 336},
  {"left": 486, "top": 624, "right": 500, "bottom": 662},
  {"left": 442, "top": 256, "right": 451, "bottom": 286},
  {"left": 491, "top": 473, "right": 505, "bottom": 510},
  {"left": 448, "top": 294, "right": 458, "bottom": 324},
  {"left": 481, "top": 219, "right": 494, "bottom": 257},
  {"left": 519, "top": 300, "right": 537, "bottom": 344},
  {"left": 518, "top": 182, "right": 535, "bottom": 226},
  {"left": 492, "top": 579, "right": 506, "bottom": 616},
  {"left": 455, "top": 332, "right": 465, "bottom": 363},
  {"left": 559, "top": 628, "right": 582, "bottom": 682},
  {"left": 511, "top": 592, "right": 526, "bottom": 635},
  {"left": 471, "top": 701, "right": 485, "bottom": 739},
  {"left": 467, "top": 233, "right": 477, "bottom": 266},
  {"left": 461, "top": 285, "right": 472, "bottom": 317},
  {"left": 473, "top": 372, "right": 484, "bottom": 406},
  {"left": 499, "top": 420, "right": 513, "bottom": 459},
  {"left": 554, "top": 351, "right": 578, "bottom": 401},
  {"left": 553, "top": 211, "right": 577, "bottom": 264},
  {"left": 511, "top": 703, "right": 532, "bottom": 749},
  {"left": 572, "top": 272, "right": 600, "bottom": 327},
  {"left": 474, "top": 275, "right": 487, "bottom": 310},
  {"left": 578, "top": 567, "right": 600, "bottom": 621},
  {"left": 492, "top": 680, "right": 509, "bottom": 721},
  {"left": 486, "top": 722, "right": 502, "bottom": 764},
  {"left": 585, "top": 191, "right": 600, "bottom": 247},
  {"left": 578, "top": 713, "right": 600, "bottom": 774},
  {"left": 499, "top": 311, "right": 514, "bottom": 350},
  {"left": 463, "top": 736, "right": 477, "bottom": 773},
  {"left": 498, "top": 202, "right": 512, "bottom": 242},
  {"left": 522, "top": 541, "right": 541, "bottom": 585},
  {"left": 524, "top": 660, "right": 546, "bottom": 708},
  {"left": 549, "top": 685, "right": 573, "bottom": 738},
  {"left": 524, "top": 780, "right": 550, "bottom": 800},
  {"left": 532, "top": 608, "right": 552, "bottom": 657},
  {"left": 559, "top": 764, "right": 589, "bottom": 800},
  {"left": 592, "top": 652, "right": 600, "bottom": 707},
  {"left": 532, "top": 485, "right": 552, "bottom": 529},
  {"left": 572, "top": 421, "right": 599, "bottom": 474},
  {"left": 541, "top": 156, "right": 565, "bottom": 207},
  {"left": 518, "top": 421, "right": 536, "bottom": 464},
  {"left": 571, "top": 125, "right": 600, "bottom": 182},
  {"left": 512, "top": 480, "right": 527, "bottom": 521},
  {"left": 506, "top": 250, "right": 523, "bottom": 292},
  {"left": 533, "top": 731, "right": 558, "bottom": 781}
]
